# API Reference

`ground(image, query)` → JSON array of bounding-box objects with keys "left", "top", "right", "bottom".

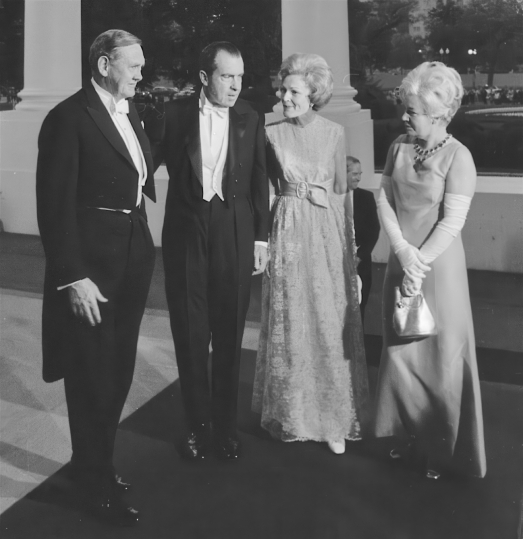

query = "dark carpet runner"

[{"left": 1, "top": 348, "right": 522, "bottom": 539}]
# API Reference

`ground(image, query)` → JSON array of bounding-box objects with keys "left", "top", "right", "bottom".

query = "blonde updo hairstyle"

[
  {"left": 279, "top": 53, "right": 334, "bottom": 111},
  {"left": 399, "top": 62, "right": 464, "bottom": 123}
]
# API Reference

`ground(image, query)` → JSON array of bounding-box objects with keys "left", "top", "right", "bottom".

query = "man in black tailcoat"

[
  {"left": 347, "top": 156, "right": 380, "bottom": 325},
  {"left": 36, "top": 30, "right": 156, "bottom": 526},
  {"left": 145, "top": 42, "right": 269, "bottom": 461}
]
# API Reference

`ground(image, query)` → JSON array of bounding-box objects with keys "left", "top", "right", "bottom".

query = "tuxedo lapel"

[
  {"left": 84, "top": 85, "right": 136, "bottom": 171},
  {"left": 181, "top": 97, "right": 245, "bottom": 194},
  {"left": 128, "top": 103, "right": 152, "bottom": 171},
  {"left": 184, "top": 100, "right": 203, "bottom": 185},
  {"left": 129, "top": 103, "right": 154, "bottom": 178},
  {"left": 224, "top": 105, "right": 247, "bottom": 198},
  {"left": 128, "top": 102, "right": 156, "bottom": 202}
]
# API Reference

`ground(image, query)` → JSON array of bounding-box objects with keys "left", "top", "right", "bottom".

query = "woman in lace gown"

[
  {"left": 374, "top": 62, "right": 486, "bottom": 479},
  {"left": 252, "top": 53, "right": 369, "bottom": 455}
]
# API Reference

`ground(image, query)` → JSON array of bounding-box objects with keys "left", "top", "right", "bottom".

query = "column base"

[{"left": 0, "top": 110, "right": 47, "bottom": 234}]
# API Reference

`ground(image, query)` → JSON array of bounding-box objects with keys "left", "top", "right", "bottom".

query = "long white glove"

[
  {"left": 420, "top": 193, "right": 472, "bottom": 263},
  {"left": 377, "top": 175, "right": 430, "bottom": 278}
]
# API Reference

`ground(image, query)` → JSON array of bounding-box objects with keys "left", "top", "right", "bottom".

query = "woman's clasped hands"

[{"left": 396, "top": 244, "right": 430, "bottom": 297}]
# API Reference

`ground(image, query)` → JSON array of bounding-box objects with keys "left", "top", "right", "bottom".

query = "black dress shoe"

[
  {"left": 86, "top": 494, "right": 140, "bottom": 527},
  {"left": 425, "top": 468, "right": 441, "bottom": 480},
  {"left": 213, "top": 435, "right": 241, "bottom": 460},
  {"left": 180, "top": 430, "right": 210, "bottom": 460},
  {"left": 114, "top": 474, "right": 131, "bottom": 492},
  {"left": 67, "top": 465, "right": 131, "bottom": 493}
]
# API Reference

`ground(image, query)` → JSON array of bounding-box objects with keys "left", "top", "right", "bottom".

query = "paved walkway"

[
  {"left": 0, "top": 288, "right": 259, "bottom": 514},
  {"left": 1, "top": 232, "right": 522, "bottom": 537},
  {"left": 1, "top": 287, "right": 523, "bottom": 538}
]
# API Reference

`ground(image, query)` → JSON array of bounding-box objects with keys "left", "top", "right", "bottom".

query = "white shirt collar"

[
  {"left": 91, "top": 78, "right": 129, "bottom": 114},
  {"left": 199, "top": 88, "right": 228, "bottom": 116},
  {"left": 199, "top": 88, "right": 210, "bottom": 112}
]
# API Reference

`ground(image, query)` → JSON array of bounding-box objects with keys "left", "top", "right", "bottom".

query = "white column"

[
  {"left": 268, "top": 0, "right": 374, "bottom": 186},
  {"left": 17, "top": 0, "right": 82, "bottom": 112},
  {"left": 0, "top": 0, "right": 81, "bottom": 234},
  {"left": 282, "top": 0, "right": 360, "bottom": 114}
]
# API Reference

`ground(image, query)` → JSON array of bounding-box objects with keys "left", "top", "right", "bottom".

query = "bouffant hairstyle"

[
  {"left": 279, "top": 53, "right": 334, "bottom": 111},
  {"left": 89, "top": 29, "right": 142, "bottom": 74},
  {"left": 199, "top": 41, "right": 242, "bottom": 76},
  {"left": 399, "top": 61, "right": 464, "bottom": 123}
]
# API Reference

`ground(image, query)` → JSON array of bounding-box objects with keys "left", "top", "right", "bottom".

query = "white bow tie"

[
  {"left": 202, "top": 102, "right": 227, "bottom": 119},
  {"left": 112, "top": 99, "right": 129, "bottom": 115}
]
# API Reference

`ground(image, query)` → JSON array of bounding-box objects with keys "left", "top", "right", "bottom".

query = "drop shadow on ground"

[{"left": 1, "top": 348, "right": 522, "bottom": 539}]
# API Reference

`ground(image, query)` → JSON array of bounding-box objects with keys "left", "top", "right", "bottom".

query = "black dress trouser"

[
  {"left": 164, "top": 196, "right": 251, "bottom": 437},
  {"left": 358, "top": 256, "right": 373, "bottom": 326},
  {"left": 63, "top": 207, "right": 155, "bottom": 489}
]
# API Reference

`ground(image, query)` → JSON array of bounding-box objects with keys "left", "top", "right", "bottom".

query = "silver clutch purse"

[{"left": 393, "top": 286, "right": 437, "bottom": 339}]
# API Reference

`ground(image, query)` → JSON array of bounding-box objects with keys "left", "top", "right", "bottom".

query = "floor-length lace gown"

[
  {"left": 374, "top": 134, "right": 487, "bottom": 477},
  {"left": 252, "top": 115, "right": 369, "bottom": 443}
]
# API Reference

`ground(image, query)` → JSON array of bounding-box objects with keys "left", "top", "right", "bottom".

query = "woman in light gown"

[
  {"left": 374, "top": 62, "right": 486, "bottom": 479},
  {"left": 252, "top": 53, "right": 369, "bottom": 455}
]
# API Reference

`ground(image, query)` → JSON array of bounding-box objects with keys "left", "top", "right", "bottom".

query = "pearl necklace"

[{"left": 413, "top": 134, "right": 453, "bottom": 164}]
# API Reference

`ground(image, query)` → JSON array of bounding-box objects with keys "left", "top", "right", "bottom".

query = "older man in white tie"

[
  {"left": 36, "top": 29, "right": 156, "bottom": 526},
  {"left": 145, "top": 42, "right": 269, "bottom": 462}
]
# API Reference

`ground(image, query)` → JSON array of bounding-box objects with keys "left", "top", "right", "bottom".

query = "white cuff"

[{"left": 57, "top": 279, "right": 83, "bottom": 291}]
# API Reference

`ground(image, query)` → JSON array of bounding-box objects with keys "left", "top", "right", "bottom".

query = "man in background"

[{"left": 347, "top": 156, "right": 380, "bottom": 325}]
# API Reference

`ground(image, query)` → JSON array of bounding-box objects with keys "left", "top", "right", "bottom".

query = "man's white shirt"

[
  {"left": 198, "top": 89, "right": 267, "bottom": 249},
  {"left": 199, "top": 88, "right": 229, "bottom": 202},
  {"left": 92, "top": 78, "right": 147, "bottom": 209}
]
